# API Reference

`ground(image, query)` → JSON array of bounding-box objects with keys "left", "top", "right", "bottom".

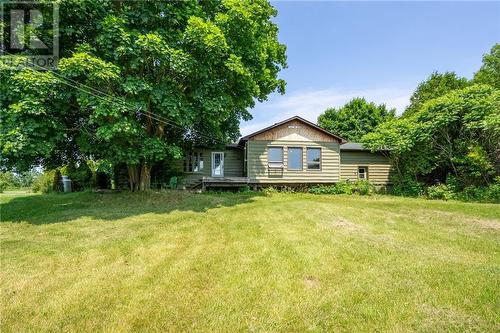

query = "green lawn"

[{"left": 1, "top": 191, "right": 499, "bottom": 332}]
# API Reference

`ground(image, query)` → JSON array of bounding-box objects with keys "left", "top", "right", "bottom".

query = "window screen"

[
  {"left": 268, "top": 147, "right": 283, "bottom": 162},
  {"left": 307, "top": 148, "right": 321, "bottom": 170},
  {"left": 268, "top": 147, "right": 283, "bottom": 168}
]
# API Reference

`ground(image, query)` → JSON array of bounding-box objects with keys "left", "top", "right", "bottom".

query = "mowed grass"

[{"left": 1, "top": 191, "right": 499, "bottom": 332}]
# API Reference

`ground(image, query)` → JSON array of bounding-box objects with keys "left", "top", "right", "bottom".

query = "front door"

[{"left": 211, "top": 152, "right": 224, "bottom": 177}]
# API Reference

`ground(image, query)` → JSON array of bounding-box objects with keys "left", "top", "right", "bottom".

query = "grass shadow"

[{"left": 0, "top": 190, "right": 264, "bottom": 225}]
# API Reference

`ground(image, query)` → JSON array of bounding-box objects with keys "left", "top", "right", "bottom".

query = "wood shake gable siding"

[
  {"left": 340, "top": 151, "right": 393, "bottom": 184},
  {"left": 247, "top": 140, "right": 341, "bottom": 183}
]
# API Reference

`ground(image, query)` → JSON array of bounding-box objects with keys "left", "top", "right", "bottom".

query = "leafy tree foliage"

[
  {"left": 0, "top": 170, "right": 41, "bottom": 192},
  {"left": 473, "top": 44, "right": 500, "bottom": 89},
  {"left": 403, "top": 71, "right": 469, "bottom": 116},
  {"left": 0, "top": 0, "right": 287, "bottom": 190},
  {"left": 363, "top": 85, "right": 500, "bottom": 192},
  {"left": 0, "top": 172, "right": 19, "bottom": 192},
  {"left": 317, "top": 98, "right": 395, "bottom": 142},
  {"left": 363, "top": 46, "right": 500, "bottom": 199}
]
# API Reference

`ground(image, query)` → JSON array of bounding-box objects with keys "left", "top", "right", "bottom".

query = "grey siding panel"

[
  {"left": 247, "top": 140, "right": 340, "bottom": 183},
  {"left": 223, "top": 149, "right": 244, "bottom": 177},
  {"left": 340, "top": 151, "right": 393, "bottom": 184}
]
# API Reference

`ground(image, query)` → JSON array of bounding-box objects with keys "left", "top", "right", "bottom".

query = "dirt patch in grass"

[
  {"left": 328, "top": 218, "right": 360, "bottom": 230},
  {"left": 416, "top": 210, "right": 500, "bottom": 228},
  {"left": 420, "top": 304, "right": 488, "bottom": 332},
  {"left": 303, "top": 276, "right": 320, "bottom": 288},
  {"left": 472, "top": 219, "right": 500, "bottom": 230}
]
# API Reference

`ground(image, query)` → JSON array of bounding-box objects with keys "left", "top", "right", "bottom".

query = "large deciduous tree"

[
  {"left": 363, "top": 45, "right": 500, "bottom": 195},
  {"left": 403, "top": 71, "right": 469, "bottom": 117},
  {"left": 0, "top": 0, "right": 287, "bottom": 191},
  {"left": 363, "top": 85, "right": 500, "bottom": 188},
  {"left": 473, "top": 44, "right": 500, "bottom": 89},
  {"left": 317, "top": 98, "right": 395, "bottom": 142}
]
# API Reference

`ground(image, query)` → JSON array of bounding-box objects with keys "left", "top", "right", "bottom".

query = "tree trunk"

[
  {"left": 127, "top": 163, "right": 151, "bottom": 192},
  {"left": 139, "top": 163, "right": 151, "bottom": 191},
  {"left": 127, "top": 166, "right": 139, "bottom": 191}
]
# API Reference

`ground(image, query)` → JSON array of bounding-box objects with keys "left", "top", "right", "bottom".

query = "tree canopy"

[
  {"left": 362, "top": 45, "right": 499, "bottom": 197},
  {"left": 363, "top": 84, "right": 499, "bottom": 190},
  {"left": 473, "top": 44, "right": 500, "bottom": 89},
  {"left": 403, "top": 71, "right": 469, "bottom": 116},
  {"left": 0, "top": 0, "right": 287, "bottom": 190},
  {"left": 317, "top": 98, "right": 395, "bottom": 142}
]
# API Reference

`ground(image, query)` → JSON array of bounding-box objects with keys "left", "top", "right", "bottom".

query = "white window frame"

[
  {"left": 211, "top": 152, "right": 224, "bottom": 177},
  {"left": 358, "top": 166, "right": 368, "bottom": 180}
]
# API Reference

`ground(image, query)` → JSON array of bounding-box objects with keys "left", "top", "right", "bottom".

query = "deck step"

[
  {"left": 189, "top": 181, "right": 202, "bottom": 190},
  {"left": 178, "top": 177, "right": 203, "bottom": 190}
]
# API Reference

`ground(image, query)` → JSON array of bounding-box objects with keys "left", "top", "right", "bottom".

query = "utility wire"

[{"left": 3, "top": 53, "right": 229, "bottom": 144}]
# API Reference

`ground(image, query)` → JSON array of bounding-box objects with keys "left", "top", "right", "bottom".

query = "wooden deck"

[{"left": 202, "top": 177, "right": 250, "bottom": 189}]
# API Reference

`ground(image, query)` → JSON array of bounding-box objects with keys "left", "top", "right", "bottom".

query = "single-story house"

[{"left": 174, "top": 116, "right": 393, "bottom": 189}]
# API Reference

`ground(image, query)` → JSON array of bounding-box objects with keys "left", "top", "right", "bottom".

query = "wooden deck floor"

[{"left": 202, "top": 177, "right": 250, "bottom": 189}]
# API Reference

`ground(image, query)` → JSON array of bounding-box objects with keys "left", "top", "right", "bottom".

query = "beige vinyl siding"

[
  {"left": 247, "top": 140, "right": 340, "bottom": 183},
  {"left": 340, "top": 151, "right": 393, "bottom": 184},
  {"left": 174, "top": 149, "right": 244, "bottom": 186}
]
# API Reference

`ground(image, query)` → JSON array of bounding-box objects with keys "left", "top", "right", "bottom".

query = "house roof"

[
  {"left": 339, "top": 142, "right": 368, "bottom": 151},
  {"left": 225, "top": 143, "right": 243, "bottom": 149},
  {"left": 340, "top": 142, "right": 390, "bottom": 152},
  {"left": 238, "top": 116, "right": 347, "bottom": 144}
]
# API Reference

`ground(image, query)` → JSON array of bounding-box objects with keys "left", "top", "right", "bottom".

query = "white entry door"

[{"left": 211, "top": 152, "right": 224, "bottom": 177}]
